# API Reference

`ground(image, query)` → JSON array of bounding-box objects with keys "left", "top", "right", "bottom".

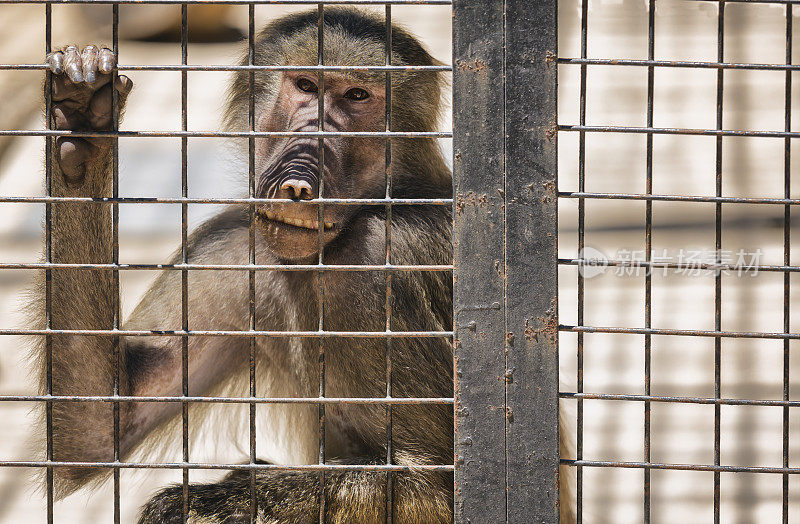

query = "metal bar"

[
  {"left": 559, "top": 258, "right": 800, "bottom": 275},
  {"left": 0, "top": 329, "right": 453, "bottom": 337},
  {"left": 180, "top": 4, "right": 190, "bottom": 521},
  {"left": 504, "top": 0, "right": 559, "bottom": 521},
  {"left": 111, "top": 6, "right": 122, "bottom": 522},
  {"left": 783, "top": 5, "right": 793, "bottom": 523},
  {"left": 0, "top": 130, "right": 451, "bottom": 138},
  {"left": 0, "top": 263, "right": 454, "bottom": 271},
  {"left": 0, "top": 196, "right": 452, "bottom": 204},
  {"left": 558, "top": 125, "right": 800, "bottom": 139},
  {"left": 0, "top": 64, "right": 452, "bottom": 71},
  {"left": 317, "top": 8, "right": 326, "bottom": 524},
  {"left": 43, "top": 4, "right": 53, "bottom": 523},
  {"left": 561, "top": 460, "right": 800, "bottom": 475},
  {"left": 452, "top": 0, "right": 506, "bottom": 521},
  {"left": 559, "top": 191, "right": 800, "bottom": 205},
  {"left": 643, "top": 1, "right": 655, "bottom": 520},
  {"left": 559, "top": 325, "right": 800, "bottom": 340},
  {"left": 0, "top": 461, "right": 455, "bottom": 471},
  {"left": 248, "top": 3, "right": 258, "bottom": 522},
  {"left": 576, "top": 0, "right": 588, "bottom": 518},
  {"left": 714, "top": 4, "right": 724, "bottom": 520},
  {"left": 0, "top": 395, "right": 455, "bottom": 404},
  {"left": 558, "top": 57, "right": 800, "bottom": 72},
  {"left": 692, "top": 0, "right": 800, "bottom": 4},
  {"left": 4, "top": 0, "right": 453, "bottom": 3},
  {"left": 383, "top": 6, "right": 394, "bottom": 522},
  {"left": 560, "top": 392, "right": 800, "bottom": 407},
  {"left": 316, "top": 7, "right": 326, "bottom": 521}
]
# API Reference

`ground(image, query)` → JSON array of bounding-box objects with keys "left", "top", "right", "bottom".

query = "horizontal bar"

[
  {"left": 0, "top": 262, "right": 453, "bottom": 271},
  {"left": 0, "top": 394, "right": 453, "bottom": 404},
  {"left": 0, "top": 130, "right": 451, "bottom": 138},
  {"left": 560, "top": 324, "right": 800, "bottom": 340},
  {"left": 560, "top": 124, "right": 800, "bottom": 139},
  {"left": 0, "top": 328, "right": 453, "bottom": 337},
  {"left": 559, "top": 57, "right": 800, "bottom": 72},
  {"left": 559, "top": 191, "right": 800, "bottom": 206},
  {"left": 689, "top": 0, "right": 800, "bottom": 4},
  {"left": 558, "top": 258, "right": 800, "bottom": 274},
  {"left": 560, "top": 392, "right": 800, "bottom": 408},
  {"left": 0, "top": 461, "right": 454, "bottom": 472},
  {"left": 0, "top": 196, "right": 452, "bottom": 205},
  {"left": 561, "top": 459, "right": 800, "bottom": 475},
  {"left": 0, "top": 64, "right": 452, "bottom": 72},
  {"left": 4, "top": 0, "right": 453, "bottom": 4}
]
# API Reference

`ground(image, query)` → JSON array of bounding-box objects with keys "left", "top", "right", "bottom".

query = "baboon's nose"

[{"left": 281, "top": 179, "right": 314, "bottom": 200}]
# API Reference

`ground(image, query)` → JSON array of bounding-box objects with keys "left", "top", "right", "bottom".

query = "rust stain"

[
  {"left": 524, "top": 307, "right": 558, "bottom": 344},
  {"left": 545, "top": 50, "right": 557, "bottom": 65},
  {"left": 456, "top": 58, "right": 488, "bottom": 73},
  {"left": 455, "top": 191, "right": 490, "bottom": 214},
  {"left": 545, "top": 122, "right": 558, "bottom": 140}
]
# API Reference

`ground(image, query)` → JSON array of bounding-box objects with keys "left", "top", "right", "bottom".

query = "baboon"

[
  {"left": 35, "top": 8, "right": 573, "bottom": 523},
  {"left": 38, "top": 8, "right": 453, "bottom": 524}
]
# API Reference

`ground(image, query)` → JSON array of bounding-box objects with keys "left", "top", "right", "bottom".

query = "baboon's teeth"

[{"left": 259, "top": 211, "right": 335, "bottom": 231}]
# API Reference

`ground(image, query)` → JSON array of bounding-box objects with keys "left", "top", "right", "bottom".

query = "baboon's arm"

[
  {"left": 39, "top": 48, "right": 257, "bottom": 496},
  {"left": 39, "top": 46, "right": 133, "bottom": 495}
]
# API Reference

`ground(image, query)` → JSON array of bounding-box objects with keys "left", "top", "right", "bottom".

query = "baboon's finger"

[
  {"left": 98, "top": 48, "right": 115, "bottom": 74},
  {"left": 88, "top": 84, "right": 113, "bottom": 129},
  {"left": 81, "top": 45, "right": 99, "bottom": 84},
  {"left": 52, "top": 105, "right": 77, "bottom": 130},
  {"left": 46, "top": 52, "right": 64, "bottom": 75},
  {"left": 56, "top": 138, "right": 92, "bottom": 185},
  {"left": 63, "top": 45, "right": 83, "bottom": 84},
  {"left": 115, "top": 75, "right": 133, "bottom": 96}
]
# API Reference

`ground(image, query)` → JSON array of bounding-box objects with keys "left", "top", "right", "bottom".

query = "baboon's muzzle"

[{"left": 254, "top": 140, "right": 345, "bottom": 259}]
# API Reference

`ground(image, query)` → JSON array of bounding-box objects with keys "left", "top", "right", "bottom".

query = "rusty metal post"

[{"left": 453, "top": 0, "right": 559, "bottom": 521}]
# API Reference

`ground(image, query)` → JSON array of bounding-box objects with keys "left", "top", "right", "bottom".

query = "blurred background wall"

[
  {"left": 558, "top": 0, "right": 800, "bottom": 522},
  {"left": 0, "top": 0, "right": 797, "bottom": 522}
]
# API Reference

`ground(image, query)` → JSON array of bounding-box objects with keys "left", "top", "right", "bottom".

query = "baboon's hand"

[{"left": 46, "top": 45, "right": 133, "bottom": 187}]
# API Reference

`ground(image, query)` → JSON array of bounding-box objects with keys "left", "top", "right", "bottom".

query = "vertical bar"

[
  {"left": 644, "top": 0, "right": 655, "bottom": 522},
  {"left": 576, "top": 0, "right": 588, "bottom": 520},
  {"left": 180, "top": 4, "right": 190, "bottom": 522},
  {"left": 454, "top": 0, "right": 559, "bottom": 520},
  {"left": 316, "top": 5, "right": 326, "bottom": 522},
  {"left": 384, "top": 5, "right": 394, "bottom": 523},
  {"left": 504, "top": 0, "right": 559, "bottom": 521},
  {"left": 783, "top": 5, "right": 792, "bottom": 524},
  {"left": 247, "top": 3, "right": 258, "bottom": 522},
  {"left": 452, "top": 0, "right": 507, "bottom": 520},
  {"left": 44, "top": 4, "right": 54, "bottom": 523},
  {"left": 111, "top": 5, "right": 121, "bottom": 524},
  {"left": 714, "top": 3, "right": 725, "bottom": 523}
]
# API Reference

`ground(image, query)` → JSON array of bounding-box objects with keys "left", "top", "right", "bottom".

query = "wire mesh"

[
  {"left": 0, "top": 1, "right": 455, "bottom": 522},
  {"left": 559, "top": 0, "right": 800, "bottom": 522}
]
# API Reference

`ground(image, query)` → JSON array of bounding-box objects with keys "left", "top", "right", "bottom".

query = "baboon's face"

[{"left": 255, "top": 71, "right": 386, "bottom": 260}]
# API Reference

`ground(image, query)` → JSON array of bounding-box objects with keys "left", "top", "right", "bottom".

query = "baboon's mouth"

[{"left": 256, "top": 210, "right": 335, "bottom": 231}]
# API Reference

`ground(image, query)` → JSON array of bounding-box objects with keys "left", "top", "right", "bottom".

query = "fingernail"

[
  {"left": 68, "top": 69, "right": 83, "bottom": 83},
  {"left": 85, "top": 71, "right": 96, "bottom": 83},
  {"left": 99, "top": 58, "right": 113, "bottom": 73}
]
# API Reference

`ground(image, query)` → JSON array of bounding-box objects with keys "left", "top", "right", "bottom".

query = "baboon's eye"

[
  {"left": 344, "top": 87, "right": 370, "bottom": 101},
  {"left": 295, "top": 78, "right": 318, "bottom": 93}
]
